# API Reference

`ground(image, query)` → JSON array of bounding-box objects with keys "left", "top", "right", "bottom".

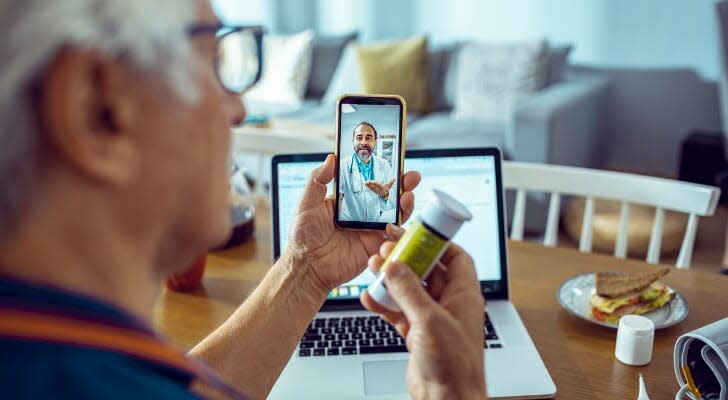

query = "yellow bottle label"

[{"left": 381, "top": 220, "right": 449, "bottom": 278}]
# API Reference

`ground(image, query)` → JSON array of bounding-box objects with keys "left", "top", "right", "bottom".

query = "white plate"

[{"left": 556, "top": 272, "right": 688, "bottom": 329}]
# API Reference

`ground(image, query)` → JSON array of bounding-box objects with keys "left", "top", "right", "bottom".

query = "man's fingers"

[
  {"left": 379, "top": 241, "right": 396, "bottom": 259},
  {"left": 315, "top": 154, "right": 335, "bottom": 184},
  {"left": 399, "top": 191, "right": 415, "bottom": 223},
  {"left": 438, "top": 241, "right": 470, "bottom": 269},
  {"left": 367, "top": 254, "right": 385, "bottom": 274},
  {"left": 385, "top": 224, "right": 405, "bottom": 242},
  {"left": 298, "top": 154, "right": 335, "bottom": 211},
  {"left": 398, "top": 171, "right": 420, "bottom": 223},
  {"left": 384, "top": 262, "right": 438, "bottom": 322},
  {"left": 435, "top": 248, "right": 484, "bottom": 343},
  {"left": 437, "top": 244, "right": 479, "bottom": 301},
  {"left": 424, "top": 263, "right": 448, "bottom": 301},
  {"left": 401, "top": 171, "right": 421, "bottom": 192}
]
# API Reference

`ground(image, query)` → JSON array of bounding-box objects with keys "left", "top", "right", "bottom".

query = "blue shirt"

[
  {"left": 353, "top": 153, "right": 374, "bottom": 181},
  {"left": 0, "top": 277, "right": 200, "bottom": 399}
]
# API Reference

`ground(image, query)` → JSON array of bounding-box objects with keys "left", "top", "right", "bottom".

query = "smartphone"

[{"left": 334, "top": 94, "right": 406, "bottom": 230}]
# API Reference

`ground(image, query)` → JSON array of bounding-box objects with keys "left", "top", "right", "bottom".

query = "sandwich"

[{"left": 590, "top": 268, "right": 674, "bottom": 324}]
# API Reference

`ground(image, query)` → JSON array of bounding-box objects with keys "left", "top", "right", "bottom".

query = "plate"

[{"left": 556, "top": 272, "right": 688, "bottom": 329}]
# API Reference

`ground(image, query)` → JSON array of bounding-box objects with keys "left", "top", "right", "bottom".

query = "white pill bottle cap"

[{"left": 421, "top": 189, "right": 473, "bottom": 238}]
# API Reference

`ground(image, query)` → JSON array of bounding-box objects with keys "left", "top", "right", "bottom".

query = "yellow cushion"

[
  {"left": 563, "top": 198, "right": 687, "bottom": 257},
  {"left": 355, "top": 36, "right": 432, "bottom": 113}
]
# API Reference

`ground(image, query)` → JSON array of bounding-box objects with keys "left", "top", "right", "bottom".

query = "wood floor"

[{"left": 553, "top": 205, "right": 728, "bottom": 274}]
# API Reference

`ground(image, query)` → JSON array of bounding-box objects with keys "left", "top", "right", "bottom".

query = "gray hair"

[{"left": 0, "top": 0, "right": 199, "bottom": 239}]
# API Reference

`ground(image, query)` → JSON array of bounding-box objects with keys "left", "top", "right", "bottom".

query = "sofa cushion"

[
  {"left": 453, "top": 40, "right": 549, "bottom": 122},
  {"left": 306, "top": 32, "right": 358, "bottom": 99},
  {"left": 428, "top": 43, "right": 460, "bottom": 111},
  {"left": 547, "top": 44, "right": 573, "bottom": 86},
  {"left": 406, "top": 112, "right": 507, "bottom": 150},
  {"left": 355, "top": 36, "right": 432, "bottom": 113},
  {"left": 321, "top": 43, "right": 361, "bottom": 105},
  {"left": 244, "top": 30, "right": 314, "bottom": 107}
]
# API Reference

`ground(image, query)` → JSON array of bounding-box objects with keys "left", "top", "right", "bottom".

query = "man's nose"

[{"left": 228, "top": 92, "right": 246, "bottom": 127}]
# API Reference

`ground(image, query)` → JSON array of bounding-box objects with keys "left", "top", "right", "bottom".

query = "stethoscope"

[{"left": 348, "top": 156, "right": 371, "bottom": 194}]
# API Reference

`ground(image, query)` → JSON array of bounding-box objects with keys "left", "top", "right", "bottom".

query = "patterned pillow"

[
  {"left": 244, "top": 30, "right": 314, "bottom": 107},
  {"left": 453, "top": 40, "right": 549, "bottom": 122}
]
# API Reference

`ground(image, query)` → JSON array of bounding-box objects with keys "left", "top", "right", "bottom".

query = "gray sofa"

[
  {"left": 245, "top": 40, "right": 609, "bottom": 168},
  {"left": 243, "top": 37, "right": 610, "bottom": 233}
]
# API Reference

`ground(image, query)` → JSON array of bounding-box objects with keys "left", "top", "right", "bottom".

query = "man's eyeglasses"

[{"left": 188, "top": 24, "right": 263, "bottom": 94}]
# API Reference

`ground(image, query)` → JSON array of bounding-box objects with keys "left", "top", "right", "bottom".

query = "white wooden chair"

[{"left": 503, "top": 161, "right": 721, "bottom": 268}]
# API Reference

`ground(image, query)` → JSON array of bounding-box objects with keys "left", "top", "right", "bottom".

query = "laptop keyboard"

[
  {"left": 298, "top": 312, "right": 501, "bottom": 357},
  {"left": 484, "top": 312, "right": 501, "bottom": 349}
]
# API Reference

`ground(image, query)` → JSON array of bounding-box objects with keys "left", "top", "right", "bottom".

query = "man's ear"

[{"left": 38, "top": 48, "right": 141, "bottom": 185}]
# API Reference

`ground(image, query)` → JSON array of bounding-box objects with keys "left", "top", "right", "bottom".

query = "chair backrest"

[{"left": 503, "top": 161, "right": 721, "bottom": 268}]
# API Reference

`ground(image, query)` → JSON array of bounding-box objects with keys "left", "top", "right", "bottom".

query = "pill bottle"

[
  {"left": 367, "top": 189, "right": 472, "bottom": 311},
  {"left": 615, "top": 315, "right": 655, "bottom": 366}
]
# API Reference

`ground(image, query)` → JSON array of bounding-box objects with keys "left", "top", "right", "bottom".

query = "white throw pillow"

[
  {"left": 453, "top": 40, "right": 549, "bottom": 122},
  {"left": 244, "top": 30, "right": 314, "bottom": 107}
]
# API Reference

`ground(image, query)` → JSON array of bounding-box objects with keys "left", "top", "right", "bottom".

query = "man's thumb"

[
  {"left": 298, "top": 154, "right": 334, "bottom": 210},
  {"left": 384, "top": 261, "right": 436, "bottom": 319}
]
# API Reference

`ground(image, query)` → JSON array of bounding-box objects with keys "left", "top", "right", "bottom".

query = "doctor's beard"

[{"left": 356, "top": 145, "right": 373, "bottom": 163}]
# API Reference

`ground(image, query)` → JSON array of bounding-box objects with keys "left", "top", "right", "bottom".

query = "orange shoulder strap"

[
  {"left": 0, "top": 309, "right": 200, "bottom": 376},
  {"left": 0, "top": 309, "right": 248, "bottom": 400}
]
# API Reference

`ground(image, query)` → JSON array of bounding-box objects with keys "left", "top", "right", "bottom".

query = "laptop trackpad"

[{"left": 363, "top": 360, "right": 408, "bottom": 396}]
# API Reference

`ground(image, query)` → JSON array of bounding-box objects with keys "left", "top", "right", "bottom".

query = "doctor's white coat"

[{"left": 339, "top": 154, "right": 396, "bottom": 223}]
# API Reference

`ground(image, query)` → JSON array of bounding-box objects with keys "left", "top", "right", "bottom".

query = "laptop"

[{"left": 268, "top": 148, "right": 556, "bottom": 399}]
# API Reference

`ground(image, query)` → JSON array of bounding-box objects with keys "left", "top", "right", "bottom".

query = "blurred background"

[{"left": 220, "top": 0, "right": 728, "bottom": 272}]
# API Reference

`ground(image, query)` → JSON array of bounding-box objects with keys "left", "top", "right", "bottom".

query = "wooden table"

[{"left": 154, "top": 200, "right": 728, "bottom": 399}]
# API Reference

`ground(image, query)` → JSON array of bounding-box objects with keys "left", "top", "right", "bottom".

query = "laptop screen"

[{"left": 271, "top": 148, "right": 508, "bottom": 303}]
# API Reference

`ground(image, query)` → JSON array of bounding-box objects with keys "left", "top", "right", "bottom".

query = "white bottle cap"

[
  {"left": 615, "top": 315, "right": 655, "bottom": 366},
  {"left": 420, "top": 189, "right": 473, "bottom": 238}
]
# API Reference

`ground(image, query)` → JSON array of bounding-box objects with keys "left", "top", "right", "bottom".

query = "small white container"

[{"left": 615, "top": 315, "right": 655, "bottom": 366}]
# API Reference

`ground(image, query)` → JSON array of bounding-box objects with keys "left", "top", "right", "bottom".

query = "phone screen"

[{"left": 335, "top": 96, "right": 405, "bottom": 230}]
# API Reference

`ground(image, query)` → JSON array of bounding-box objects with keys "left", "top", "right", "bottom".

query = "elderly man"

[
  {"left": 339, "top": 121, "right": 397, "bottom": 223},
  {"left": 0, "top": 1, "right": 487, "bottom": 399}
]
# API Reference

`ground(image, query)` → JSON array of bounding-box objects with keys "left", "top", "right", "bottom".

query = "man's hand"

[
  {"left": 286, "top": 154, "right": 420, "bottom": 293},
  {"left": 361, "top": 225, "right": 487, "bottom": 400},
  {"left": 365, "top": 178, "right": 395, "bottom": 198}
]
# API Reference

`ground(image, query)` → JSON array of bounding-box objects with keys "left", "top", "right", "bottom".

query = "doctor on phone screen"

[{"left": 339, "top": 122, "right": 396, "bottom": 223}]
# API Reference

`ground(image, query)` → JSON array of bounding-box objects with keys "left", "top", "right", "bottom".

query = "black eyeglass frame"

[{"left": 187, "top": 24, "right": 264, "bottom": 94}]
